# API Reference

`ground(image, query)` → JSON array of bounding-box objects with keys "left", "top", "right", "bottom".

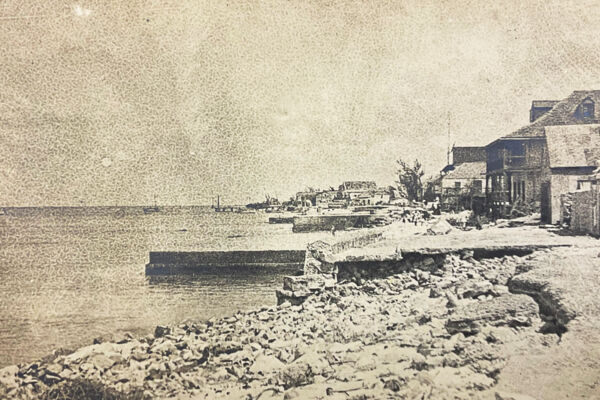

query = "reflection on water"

[{"left": 0, "top": 207, "right": 328, "bottom": 367}]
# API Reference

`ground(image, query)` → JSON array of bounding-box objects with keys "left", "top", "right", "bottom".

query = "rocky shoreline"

[{"left": 1, "top": 230, "right": 599, "bottom": 399}]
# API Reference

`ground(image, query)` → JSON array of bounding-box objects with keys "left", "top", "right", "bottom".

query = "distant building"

[
  {"left": 338, "top": 181, "right": 377, "bottom": 191},
  {"left": 295, "top": 191, "right": 317, "bottom": 207},
  {"left": 486, "top": 91, "right": 600, "bottom": 217},
  {"left": 350, "top": 188, "right": 391, "bottom": 206},
  {"left": 315, "top": 190, "right": 339, "bottom": 207},
  {"left": 542, "top": 124, "right": 600, "bottom": 223}
]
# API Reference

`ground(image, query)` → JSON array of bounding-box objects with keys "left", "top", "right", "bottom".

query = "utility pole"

[{"left": 447, "top": 112, "right": 451, "bottom": 166}]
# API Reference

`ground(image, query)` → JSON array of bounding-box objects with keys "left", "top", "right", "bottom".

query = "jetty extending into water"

[{"left": 145, "top": 250, "right": 306, "bottom": 275}]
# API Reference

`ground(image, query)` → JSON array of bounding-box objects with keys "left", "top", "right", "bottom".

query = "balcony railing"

[
  {"left": 487, "top": 156, "right": 528, "bottom": 171},
  {"left": 505, "top": 156, "right": 526, "bottom": 167}
]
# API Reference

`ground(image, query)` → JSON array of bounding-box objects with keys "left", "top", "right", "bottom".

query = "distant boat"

[
  {"left": 143, "top": 197, "right": 160, "bottom": 214},
  {"left": 0, "top": 208, "right": 5, "bottom": 216},
  {"left": 143, "top": 206, "right": 160, "bottom": 214}
]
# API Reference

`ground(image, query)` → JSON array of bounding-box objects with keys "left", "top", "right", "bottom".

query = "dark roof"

[
  {"left": 442, "top": 162, "right": 486, "bottom": 180},
  {"left": 531, "top": 100, "right": 559, "bottom": 109},
  {"left": 441, "top": 164, "right": 455, "bottom": 174},
  {"left": 505, "top": 90, "right": 600, "bottom": 139},
  {"left": 545, "top": 125, "right": 600, "bottom": 168}
]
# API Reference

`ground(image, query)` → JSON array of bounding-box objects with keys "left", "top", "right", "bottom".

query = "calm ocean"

[{"left": 0, "top": 207, "right": 327, "bottom": 367}]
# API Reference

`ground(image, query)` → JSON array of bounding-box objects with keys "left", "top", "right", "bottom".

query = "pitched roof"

[
  {"left": 505, "top": 90, "right": 600, "bottom": 138},
  {"left": 545, "top": 124, "right": 600, "bottom": 168},
  {"left": 442, "top": 161, "right": 486, "bottom": 180}
]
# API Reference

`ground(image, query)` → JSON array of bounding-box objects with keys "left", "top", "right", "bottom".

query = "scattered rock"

[
  {"left": 495, "top": 391, "right": 537, "bottom": 400},
  {"left": 154, "top": 325, "right": 171, "bottom": 338},
  {"left": 446, "top": 294, "right": 539, "bottom": 335},
  {"left": 249, "top": 354, "right": 285, "bottom": 375}
]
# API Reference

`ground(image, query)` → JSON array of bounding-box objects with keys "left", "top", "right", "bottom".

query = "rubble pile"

[{"left": 0, "top": 249, "right": 568, "bottom": 399}]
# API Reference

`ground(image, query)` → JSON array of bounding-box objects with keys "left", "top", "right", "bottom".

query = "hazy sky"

[{"left": 2, "top": 0, "right": 600, "bottom": 206}]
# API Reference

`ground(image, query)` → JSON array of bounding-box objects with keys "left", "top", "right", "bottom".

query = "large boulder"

[
  {"left": 446, "top": 294, "right": 539, "bottom": 335},
  {"left": 0, "top": 365, "right": 19, "bottom": 390},
  {"left": 283, "top": 275, "right": 336, "bottom": 292},
  {"left": 249, "top": 354, "right": 285, "bottom": 375},
  {"left": 427, "top": 219, "right": 453, "bottom": 235},
  {"left": 455, "top": 281, "right": 494, "bottom": 299},
  {"left": 304, "top": 241, "right": 336, "bottom": 275}
]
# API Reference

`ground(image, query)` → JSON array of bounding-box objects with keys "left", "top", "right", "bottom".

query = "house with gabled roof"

[
  {"left": 486, "top": 90, "right": 600, "bottom": 218},
  {"left": 440, "top": 161, "right": 486, "bottom": 212},
  {"left": 543, "top": 124, "right": 600, "bottom": 223}
]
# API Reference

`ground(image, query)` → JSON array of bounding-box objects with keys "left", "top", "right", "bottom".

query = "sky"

[{"left": 2, "top": 0, "right": 600, "bottom": 206}]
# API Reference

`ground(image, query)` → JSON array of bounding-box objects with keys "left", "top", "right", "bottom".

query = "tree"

[{"left": 396, "top": 159, "right": 425, "bottom": 202}]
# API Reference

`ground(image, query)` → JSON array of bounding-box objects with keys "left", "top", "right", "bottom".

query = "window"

[
  {"left": 505, "top": 142, "right": 526, "bottom": 167},
  {"left": 521, "top": 181, "right": 526, "bottom": 200},
  {"left": 579, "top": 98, "right": 595, "bottom": 119},
  {"left": 583, "top": 100, "right": 594, "bottom": 118},
  {"left": 454, "top": 181, "right": 461, "bottom": 189}
]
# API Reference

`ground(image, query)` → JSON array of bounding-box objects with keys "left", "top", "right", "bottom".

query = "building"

[
  {"left": 563, "top": 170, "right": 600, "bottom": 235},
  {"left": 350, "top": 188, "right": 391, "bottom": 206},
  {"left": 486, "top": 90, "right": 600, "bottom": 217},
  {"left": 542, "top": 125, "right": 600, "bottom": 223},
  {"left": 441, "top": 146, "right": 486, "bottom": 175},
  {"left": 315, "top": 190, "right": 339, "bottom": 207},
  {"left": 438, "top": 147, "right": 487, "bottom": 211},
  {"left": 451, "top": 146, "right": 487, "bottom": 164},
  {"left": 440, "top": 161, "right": 486, "bottom": 211},
  {"left": 338, "top": 181, "right": 377, "bottom": 191},
  {"left": 295, "top": 191, "right": 317, "bottom": 207}
]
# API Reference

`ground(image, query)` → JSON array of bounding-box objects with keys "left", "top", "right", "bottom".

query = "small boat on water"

[
  {"left": 0, "top": 208, "right": 5, "bottom": 216},
  {"left": 143, "top": 197, "right": 160, "bottom": 214}
]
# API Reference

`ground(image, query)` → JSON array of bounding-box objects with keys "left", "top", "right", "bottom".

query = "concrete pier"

[
  {"left": 145, "top": 250, "right": 306, "bottom": 275},
  {"left": 292, "top": 213, "right": 372, "bottom": 232}
]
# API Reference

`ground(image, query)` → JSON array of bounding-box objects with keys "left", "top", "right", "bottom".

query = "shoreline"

[{"left": 1, "top": 224, "right": 599, "bottom": 399}]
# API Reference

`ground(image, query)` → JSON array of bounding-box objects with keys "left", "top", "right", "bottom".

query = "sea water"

[{"left": 0, "top": 207, "right": 327, "bottom": 367}]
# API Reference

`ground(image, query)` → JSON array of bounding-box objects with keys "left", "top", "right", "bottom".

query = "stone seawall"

[
  {"left": 4, "top": 244, "right": 599, "bottom": 400},
  {"left": 2, "top": 227, "right": 599, "bottom": 399}
]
